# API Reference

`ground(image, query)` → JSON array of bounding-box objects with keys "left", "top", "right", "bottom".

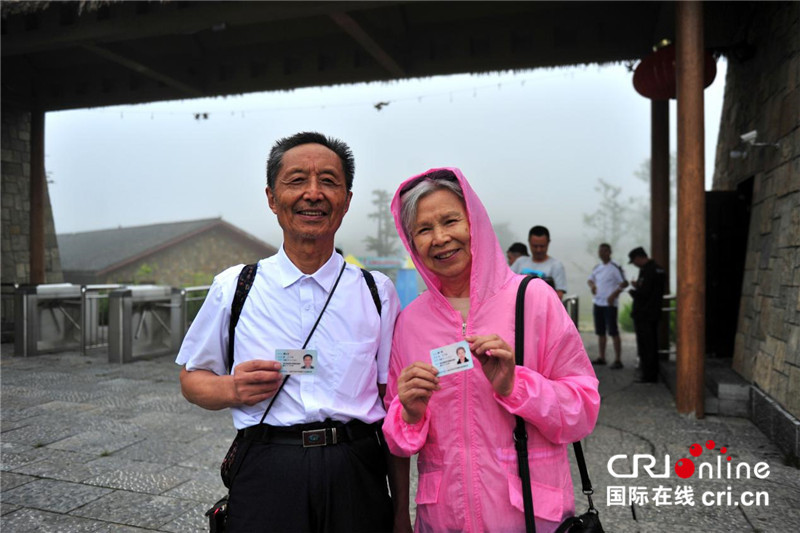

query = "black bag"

[
  {"left": 553, "top": 509, "right": 603, "bottom": 533},
  {"left": 514, "top": 276, "right": 605, "bottom": 533},
  {"left": 205, "top": 496, "right": 228, "bottom": 533}
]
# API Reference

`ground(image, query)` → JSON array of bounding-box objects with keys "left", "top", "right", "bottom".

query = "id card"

[
  {"left": 430, "top": 340, "right": 474, "bottom": 377},
  {"left": 275, "top": 349, "right": 318, "bottom": 375}
]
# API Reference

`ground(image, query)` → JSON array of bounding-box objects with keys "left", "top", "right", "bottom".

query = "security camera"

[{"left": 740, "top": 130, "right": 758, "bottom": 145}]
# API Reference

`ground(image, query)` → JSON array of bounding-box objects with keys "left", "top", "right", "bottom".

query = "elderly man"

[{"left": 177, "top": 132, "right": 406, "bottom": 531}]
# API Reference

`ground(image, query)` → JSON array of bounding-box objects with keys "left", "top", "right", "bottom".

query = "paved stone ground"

[{"left": 1, "top": 333, "right": 798, "bottom": 532}]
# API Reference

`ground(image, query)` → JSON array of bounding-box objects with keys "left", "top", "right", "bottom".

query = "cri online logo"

[{"left": 608, "top": 440, "right": 770, "bottom": 480}]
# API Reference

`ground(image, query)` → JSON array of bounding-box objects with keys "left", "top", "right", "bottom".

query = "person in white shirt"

[
  {"left": 176, "top": 132, "right": 407, "bottom": 532},
  {"left": 587, "top": 243, "right": 629, "bottom": 369},
  {"left": 510, "top": 225, "right": 568, "bottom": 299}
]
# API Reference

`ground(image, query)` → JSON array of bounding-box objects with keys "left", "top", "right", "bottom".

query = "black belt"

[{"left": 239, "top": 420, "right": 378, "bottom": 448}]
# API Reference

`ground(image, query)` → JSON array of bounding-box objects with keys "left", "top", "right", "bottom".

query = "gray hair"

[
  {"left": 399, "top": 169, "right": 464, "bottom": 246},
  {"left": 266, "top": 131, "right": 355, "bottom": 191}
]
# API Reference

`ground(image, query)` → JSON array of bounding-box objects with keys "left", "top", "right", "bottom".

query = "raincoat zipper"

[{"left": 461, "top": 319, "right": 479, "bottom": 531}]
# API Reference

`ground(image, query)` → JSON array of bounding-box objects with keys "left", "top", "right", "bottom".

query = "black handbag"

[{"left": 514, "top": 276, "right": 604, "bottom": 533}]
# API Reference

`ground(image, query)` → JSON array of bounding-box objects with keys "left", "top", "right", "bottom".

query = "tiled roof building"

[{"left": 57, "top": 218, "right": 276, "bottom": 286}]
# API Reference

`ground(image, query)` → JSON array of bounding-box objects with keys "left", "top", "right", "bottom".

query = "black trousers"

[
  {"left": 226, "top": 424, "right": 392, "bottom": 532},
  {"left": 634, "top": 318, "right": 660, "bottom": 382}
]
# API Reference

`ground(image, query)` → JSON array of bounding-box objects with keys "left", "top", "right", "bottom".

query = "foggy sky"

[{"left": 45, "top": 63, "right": 727, "bottom": 304}]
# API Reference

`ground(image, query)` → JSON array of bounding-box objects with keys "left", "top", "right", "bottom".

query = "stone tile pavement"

[{"left": 1, "top": 332, "right": 798, "bottom": 532}]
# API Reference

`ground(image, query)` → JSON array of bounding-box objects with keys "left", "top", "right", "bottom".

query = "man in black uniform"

[{"left": 628, "top": 247, "right": 666, "bottom": 383}]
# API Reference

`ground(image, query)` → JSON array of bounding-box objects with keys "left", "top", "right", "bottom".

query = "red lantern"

[{"left": 633, "top": 43, "right": 717, "bottom": 100}]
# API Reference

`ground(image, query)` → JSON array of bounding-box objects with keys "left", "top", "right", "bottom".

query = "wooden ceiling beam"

[
  {"left": 329, "top": 12, "right": 406, "bottom": 78},
  {"left": 2, "top": 1, "right": 398, "bottom": 57},
  {"left": 81, "top": 44, "right": 204, "bottom": 98}
]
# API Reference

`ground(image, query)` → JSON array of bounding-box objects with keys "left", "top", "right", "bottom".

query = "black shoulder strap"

[
  {"left": 513, "top": 275, "right": 597, "bottom": 533},
  {"left": 514, "top": 275, "right": 535, "bottom": 367},
  {"left": 360, "top": 268, "right": 382, "bottom": 316},
  {"left": 227, "top": 263, "right": 258, "bottom": 374},
  {"left": 513, "top": 275, "right": 536, "bottom": 533}
]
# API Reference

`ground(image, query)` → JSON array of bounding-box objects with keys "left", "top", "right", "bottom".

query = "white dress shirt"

[{"left": 176, "top": 246, "right": 400, "bottom": 429}]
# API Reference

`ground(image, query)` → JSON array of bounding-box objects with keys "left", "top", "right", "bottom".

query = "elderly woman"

[{"left": 383, "top": 168, "right": 600, "bottom": 533}]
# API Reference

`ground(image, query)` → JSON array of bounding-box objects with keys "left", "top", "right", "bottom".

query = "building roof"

[{"left": 57, "top": 218, "right": 276, "bottom": 275}]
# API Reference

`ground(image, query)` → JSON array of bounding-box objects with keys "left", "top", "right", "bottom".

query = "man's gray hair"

[
  {"left": 399, "top": 169, "right": 464, "bottom": 246},
  {"left": 266, "top": 131, "right": 355, "bottom": 191}
]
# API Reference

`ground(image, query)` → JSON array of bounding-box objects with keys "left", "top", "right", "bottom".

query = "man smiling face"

[{"left": 267, "top": 143, "right": 352, "bottom": 250}]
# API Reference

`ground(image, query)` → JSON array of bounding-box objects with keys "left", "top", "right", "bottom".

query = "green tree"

[
  {"left": 364, "top": 189, "right": 399, "bottom": 256},
  {"left": 582, "top": 178, "right": 627, "bottom": 256},
  {"left": 583, "top": 155, "right": 676, "bottom": 260},
  {"left": 133, "top": 263, "right": 155, "bottom": 284}
]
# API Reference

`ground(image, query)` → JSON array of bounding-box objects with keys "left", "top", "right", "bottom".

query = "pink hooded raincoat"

[{"left": 383, "top": 168, "right": 601, "bottom": 533}]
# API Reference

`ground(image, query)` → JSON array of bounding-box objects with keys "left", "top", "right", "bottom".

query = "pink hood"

[{"left": 391, "top": 167, "right": 515, "bottom": 308}]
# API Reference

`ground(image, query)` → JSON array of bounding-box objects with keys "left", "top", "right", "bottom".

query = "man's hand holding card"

[{"left": 275, "top": 349, "right": 318, "bottom": 375}]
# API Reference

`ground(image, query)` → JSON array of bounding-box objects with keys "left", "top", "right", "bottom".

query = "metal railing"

[
  {"left": 81, "top": 284, "right": 124, "bottom": 354},
  {"left": 108, "top": 285, "right": 183, "bottom": 363},
  {"left": 15, "top": 284, "right": 83, "bottom": 356},
  {"left": 181, "top": 285, "right": 211, "bottom": 333},
  {"left": 563, "top": 294, "right": 580, "bottom": 328},
  {"left": 659, "top": 293, "right": 677, "bottom": 357},
  {"left": 5, "top": 281, "right": 215, "bottom": 357}
]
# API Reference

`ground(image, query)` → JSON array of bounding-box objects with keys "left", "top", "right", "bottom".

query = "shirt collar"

[{"left": 277, "top": 244, "right": 343, "bottom": 292}]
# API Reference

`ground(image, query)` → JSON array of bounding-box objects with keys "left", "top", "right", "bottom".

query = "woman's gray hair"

[{"left": 399, "top": 169, "right": 465, "bottom": 246}]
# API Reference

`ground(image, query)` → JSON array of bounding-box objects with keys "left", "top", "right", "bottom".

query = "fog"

[{"left": 46, "top": 62, "right": 726, "bottom": 312}]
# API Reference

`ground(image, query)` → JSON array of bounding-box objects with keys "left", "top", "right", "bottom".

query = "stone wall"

[
  {"left": 101, "top": 227, "right": 275, "bottom": 287},
  {"left": 713, "top": 1, "right": 800, "bottom": 420},
  {"left": 1, "top": 106, "right": 63, "bottom": 286}
]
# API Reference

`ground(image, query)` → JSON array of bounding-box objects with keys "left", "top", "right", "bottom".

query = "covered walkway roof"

[{"left": 2, "top": 1, "right": 755, "bottom": 111}]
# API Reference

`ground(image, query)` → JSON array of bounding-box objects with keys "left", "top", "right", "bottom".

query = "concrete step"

[{"left": 659, "top": 356, "right": 750, "bottom": 417}]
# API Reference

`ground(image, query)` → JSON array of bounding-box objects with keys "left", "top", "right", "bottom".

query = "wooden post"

[
  {"left": 675, "top": 1, "right": 706, "bottom": 417},
  {"left": 651, "top": 100, "right": 671, "bottom": 354},
  {"left": 30, "top": 109, "right": 46, "bottom": 285}
]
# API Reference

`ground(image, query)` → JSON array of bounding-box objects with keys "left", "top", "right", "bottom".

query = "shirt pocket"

[
  {"left": 506, "top": 474, "right": 564, "bottom": 522},
  {"left": 500, "top": 446, "right": 566, "bottom": 523},
  {"left": 415, "top": 470, "right": 443, "bottom": 505},
  {"left": 331, "top": 341, "right": 378, "bottom": 398}
]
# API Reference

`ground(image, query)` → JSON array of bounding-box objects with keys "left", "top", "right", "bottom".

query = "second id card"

[
  {"left": 275, "top": 349, "right": 317, "bottom": 375},
  {"left": 430, "top": 340, "right": 474, "bottom": 377}
]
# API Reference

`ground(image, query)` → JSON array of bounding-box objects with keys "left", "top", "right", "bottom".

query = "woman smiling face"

[{"left": 412, "top": 188, "right": 472, "bottom": 294}]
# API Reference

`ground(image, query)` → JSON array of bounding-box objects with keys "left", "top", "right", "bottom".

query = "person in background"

[
  {"left": 383, "top": 167, "right": 599, "bottom": 532},
  {"left": 628, "top": 246, "right": 666, "bottom": 383},
  {"left": 510, "top": 225, "right": 568, "bottom": 300},
  {"left": 506, "top": 241, "right": 529, "bottom": 267},
  {"left": 587, "top": 243, "right": 629, "bottom": 369}
]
